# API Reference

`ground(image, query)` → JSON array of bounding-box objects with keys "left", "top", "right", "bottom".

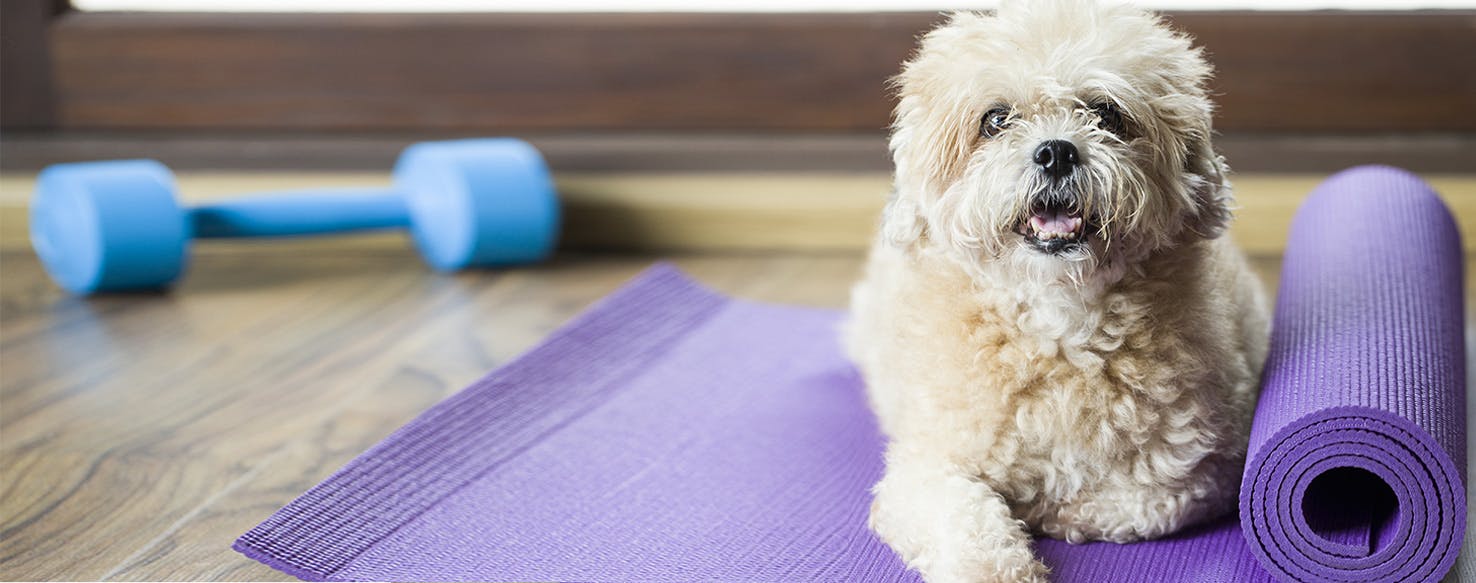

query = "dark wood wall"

[
  {"left": 3, "top": 3, "right": 1473, "bottom": 171},
  {"left": 30, "top": 11, "right": 1476, "bottom": 132},
  {"left": 0, "top": 0, "right": 68, "bottom": 128}
]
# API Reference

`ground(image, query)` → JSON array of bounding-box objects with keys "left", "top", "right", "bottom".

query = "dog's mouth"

[{"left": 1016, "top": 204, "right": 1090, "bottom": 255}]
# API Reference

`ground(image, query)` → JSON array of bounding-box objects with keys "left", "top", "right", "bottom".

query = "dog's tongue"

[{"left": 1030, "top": 209, "right": 1081, "bottom": 235}]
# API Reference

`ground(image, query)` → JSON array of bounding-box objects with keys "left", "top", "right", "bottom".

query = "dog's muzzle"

[{"left": 1016, "top": 191, "right": 1091, "bottom": 256}]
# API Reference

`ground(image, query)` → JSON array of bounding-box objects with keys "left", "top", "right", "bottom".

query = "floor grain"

[{"left": 0, "top": 245, "right": 1470, "bottom": 581}]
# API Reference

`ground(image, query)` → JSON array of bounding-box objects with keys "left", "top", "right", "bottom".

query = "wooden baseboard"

[{"left": 2, "top": 172, "right": 1474, "bottom": 254}]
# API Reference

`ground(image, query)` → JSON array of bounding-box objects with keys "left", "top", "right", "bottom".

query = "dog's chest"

[{"left": 964, "top": 295, "right": 1204, "bottom": 501}]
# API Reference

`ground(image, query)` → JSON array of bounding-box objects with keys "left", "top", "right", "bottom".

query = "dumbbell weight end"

[{"left": 31, "top": 159, "right": 188, "bottom": 294}]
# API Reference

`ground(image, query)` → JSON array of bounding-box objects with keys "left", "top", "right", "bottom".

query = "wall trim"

[{"left": 3, "top": 132, "right": 1472, "bottom": 173}]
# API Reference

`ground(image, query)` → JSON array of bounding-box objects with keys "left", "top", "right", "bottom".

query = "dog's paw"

[
  {"left": 872, "top": 490, "right": 1049, "bottom": 583},
  {"left": 921, "top": 531, "right": 1050, "bottom": 583},
  {"left": 870, "top": 463, "right": 1051, "bottom": 583},
  {"left": 920, "top": 542, "right": 1049, "bottom": 583}
]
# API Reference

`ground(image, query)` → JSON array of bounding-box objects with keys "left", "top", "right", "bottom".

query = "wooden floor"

[{"left": 1, "top": 242, "right": 1472, "bottom": 580}]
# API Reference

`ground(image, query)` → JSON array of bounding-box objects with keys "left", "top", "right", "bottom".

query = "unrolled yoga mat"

[{"left": 237, "top": 166, "right": 1466, "bottom": 583}]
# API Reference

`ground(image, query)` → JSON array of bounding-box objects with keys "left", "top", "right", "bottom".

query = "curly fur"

[{"left": 846, "top": 2, "right": 1271, "bottom": 581}]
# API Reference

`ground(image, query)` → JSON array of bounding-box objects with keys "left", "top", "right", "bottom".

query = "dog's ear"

[
  {"left": 883, "top": 104, "right": 967, "bottom": 250},
  {"left": 883, "top": 47, "right": 978, "bottom": 249},
  {"left": 880, "top": 190, "right": 928, "bottom": 249},
  {"left": 1182, "top": 126, "right": 1234, "bottom": 240},
  {"left": 1167, "top": 39, "right": 1233, "bottom": 241}
]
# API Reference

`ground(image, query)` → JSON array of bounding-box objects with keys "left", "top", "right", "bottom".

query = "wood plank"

[
  {"left": 47, "top": 11, "right": 1476, "bottom": 133},
  {"left": 3, "top": 172, "right": 1475, "bottom": 254},
  {"left": 1, "top": 132, "right": 1472, "bottom": 173},
  {"left": 1181, "top": 11, "right": 1476, "bottom": 132},
  {"left": 48, "top": 12, "right": 931, "bottom": 132},
  {"left": 0, "top": 250, "right": 496, "bottom": 579},
  {"left": 0, "top": 0, "right": 65, "bottom": 128}
]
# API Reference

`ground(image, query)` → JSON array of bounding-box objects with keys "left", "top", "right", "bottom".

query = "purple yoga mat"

[
  {"left": 237, "top": 166, "right": 1465, "bottom": 582},
  {"left": 1237, "top": 166, "right": 1467, "bottom": 582}
]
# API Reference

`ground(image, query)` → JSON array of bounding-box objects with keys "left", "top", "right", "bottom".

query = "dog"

[{"left": 845, "top": 2, "right": 1270, "bottom": 581}]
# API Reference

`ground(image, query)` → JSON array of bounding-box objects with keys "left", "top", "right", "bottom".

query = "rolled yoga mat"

[
  {"left": 1237, "top": 166, "right": 1466, "bottom": 582},
  {"left": 236, "top": 166, "right": 1466, "bottom": 582}
]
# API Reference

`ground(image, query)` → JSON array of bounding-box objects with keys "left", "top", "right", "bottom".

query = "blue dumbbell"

[{"left": 30, "top": 138, "right": 560, "bottom": 295}]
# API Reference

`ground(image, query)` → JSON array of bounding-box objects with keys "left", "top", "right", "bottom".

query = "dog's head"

[{"left": 885, "top": 0, "right": 1231, "bottom": 280}]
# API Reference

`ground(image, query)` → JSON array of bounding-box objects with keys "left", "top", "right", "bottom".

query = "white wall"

[{"left": 71, "top": 0, "right": 1476, "bottom": 12}]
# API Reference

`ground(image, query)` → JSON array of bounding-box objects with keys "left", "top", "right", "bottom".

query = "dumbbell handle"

[{"left": 190, "top": 188, "right": 409, "bottom": 238}]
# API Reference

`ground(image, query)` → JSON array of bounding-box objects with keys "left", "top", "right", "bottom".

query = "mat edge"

[{"left": 232, "top": 262, "right": 733, "bottom": 580}]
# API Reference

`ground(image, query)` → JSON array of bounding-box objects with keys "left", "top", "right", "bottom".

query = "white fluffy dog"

[{"left": 846, "top": 2, "right": 1270, "bottom": 581}]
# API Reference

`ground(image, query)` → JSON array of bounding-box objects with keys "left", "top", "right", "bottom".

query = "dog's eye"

[
  {"left": 1092, "top": 103, "right": 1126, "bottom": 135},
  {"left": 980, "top": 108, "right": 1013, "bottom": 138}
]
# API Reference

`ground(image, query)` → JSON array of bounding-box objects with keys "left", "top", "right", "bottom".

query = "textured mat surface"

[{"left": 237, "top": 167, "right": 1465, "bottom": 582}]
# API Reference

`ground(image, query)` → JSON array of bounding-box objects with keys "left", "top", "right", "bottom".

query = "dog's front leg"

[{"left": 870, "top": 446, "right": 1048, "bottom": 583}]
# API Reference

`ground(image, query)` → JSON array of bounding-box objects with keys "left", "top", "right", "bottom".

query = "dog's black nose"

[{"left": 1033, "top": 140, "right": 1079, "bottom": 179}]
